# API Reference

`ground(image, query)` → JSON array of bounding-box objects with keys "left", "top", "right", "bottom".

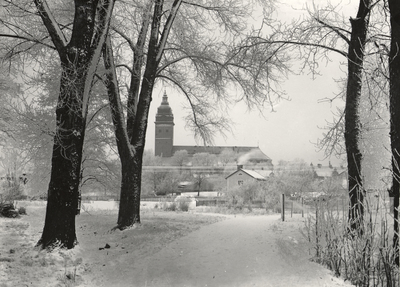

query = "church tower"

[{"left": 155, "top": 91, "right": 174, "bottom": 157}]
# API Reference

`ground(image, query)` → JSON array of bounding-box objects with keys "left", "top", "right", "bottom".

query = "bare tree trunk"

[
  {"left": 35, "top": 0, "right": 114, "bottom": 249},
  {"left": 345, "top": 0, "right": 371, "bottom": 230},
  {"left": 118, "top": 150, "right": 145, "bottom": 226},
  {"left": 103, "top": 36, "right": 138, "bottom": 228},
  {"left": 388, "top": 0, "right": 400, "bottom": 266},
  {"left": 38, "top": 60, "right": 86, "bottom": 248},
  {"left": 103, "top": 0, "right": 181, "bottom": 229},
  {"left": 103, "top": 35, "right": 150, "bottom": 228},
  {"left": 116, "top": 3, "right": 161, "bottom": 227},
  {"left": 125, "top": 84, "right": 156, "bottom": 225}
]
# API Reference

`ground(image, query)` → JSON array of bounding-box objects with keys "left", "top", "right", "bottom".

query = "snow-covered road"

[{"left": 87, "top": 214, "right": 352, "bottom": 287}]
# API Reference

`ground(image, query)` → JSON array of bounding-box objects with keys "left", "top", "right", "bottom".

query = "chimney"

[{"left": 237, "top": 164, "right": 243, "bottom": 170}]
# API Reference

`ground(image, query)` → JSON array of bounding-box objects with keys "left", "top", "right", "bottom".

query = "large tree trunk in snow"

[
  {"left": 116, "top": 0, "right": 175, "bottom": 228},
  {"left": 104, "top": 37, "right": 153, "bottom": 227},
  {"left": 117, "top": 151, "right": 143, "bottom": 227},
  {"left": 388, "top": 0, "right": 400, "bottom": 266},
  {"left": 35, "top": 0, "right": 114, "bottom": 249},
  {"left": 38, "top": 60, "right": 86, "bottom": 249},
  {"left": 121, "top": 85, "right": 156, "bottom": 226},
  {"left": 103, "top": 36, "right": 146, "bottom": 228},
  {"left": 103, "top": 0, "right": 181, "bottom": 229},
  {"left": 345, "top": 0, "right": 371, "bottom": 230}
]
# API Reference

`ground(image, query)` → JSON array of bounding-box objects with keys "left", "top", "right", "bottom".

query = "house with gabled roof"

[
  {"left": 225, "top": 165, "right": 268, "bottom": 191},
  {"left": 311, "top": 163, "right": 348, "bottom": 190}
]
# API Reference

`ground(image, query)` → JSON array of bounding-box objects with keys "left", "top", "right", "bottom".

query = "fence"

[
  {"left": 296, "top": 191, "right": 399, "bottom": 287},
  {"left": 280, "top": 194, "right": 350, "bottom": 221}
]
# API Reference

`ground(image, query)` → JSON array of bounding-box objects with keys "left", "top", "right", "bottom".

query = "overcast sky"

[{"left": 145, "top": 0, "right": 359, "bottom": 167}]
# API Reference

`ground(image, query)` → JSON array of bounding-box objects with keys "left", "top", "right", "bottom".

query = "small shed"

[{"left": 225, "top": 166, "right": 266, "bottom": 191}]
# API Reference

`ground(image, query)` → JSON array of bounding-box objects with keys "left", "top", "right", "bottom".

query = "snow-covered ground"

[{"left": 0, "top": 202, "right": 353, "bottom": 286}]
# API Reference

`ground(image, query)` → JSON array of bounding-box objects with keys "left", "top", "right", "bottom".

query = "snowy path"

[{"left": 89, "top": 214, "right": 352, "bottom": 287}]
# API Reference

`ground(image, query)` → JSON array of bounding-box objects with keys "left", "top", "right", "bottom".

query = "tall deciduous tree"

[
  {"left": 171, "top": 150, "right": 189, "bottom": 168},
  {"left": 103, "top": 0, "right": 284, "bottom": 229},
  {"left": 31, "top": 0, "right": 114, "bottom": 249},
  {"left": 388, "top": 0, "right": 400, "bottom": 265},
  {"left": 0, "top": 57, "right": 121, "bottom": 201},
  {"left": 103, "top": 0, "right": 183, "bottom": 228},
  {"left": 2, "top": 0, "right": 115, "bottom": 248},
  {"left": 344, "top": 0, "right": 373, "bottom": 230},
  {"left": 171, "top": 150, "right": 189, "bottom": 175},
  {"left": 238, "top": 0, "right": 376, "bottom": 228},
  {"left": 192, "top": 152, "right": 217, "bottom": 167}
]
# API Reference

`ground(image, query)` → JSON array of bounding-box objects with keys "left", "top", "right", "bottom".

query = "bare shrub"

[
  {"left": 162, "top": 202, "right": 177, "bottom": 211},
  {"left": 1, "top": 178, "right": 25, "bottom": 202},
  {"left": 178, "top": 201, "right": 189, "bottom": 212},
  {"left": 303, "top": 189, "right": 399, "bottom": 286},
  {"left": 18, "top": 206, "right": 27, "bottom": 215},
  {"left": 226, "top": 181, "right": 278, "bottom": 212},
  {"left": 0, "top": 202, "right": 20, "bottom": 218}
]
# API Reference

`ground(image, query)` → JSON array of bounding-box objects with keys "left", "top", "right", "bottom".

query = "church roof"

[
  {"left": 155, "top": 91, "right": 174, "bottom": 123},
  {"left": 173, "top": 145, "right": 269, "bottom": 158},
  {"left": 172, "top": 145, "right": 255, "bottom": 155},
  {"left": 237, "top": 148, "right": 272, "bottom": 163},
  {"left": 172, "top": 145, "right": 272, "bottom": 165}
]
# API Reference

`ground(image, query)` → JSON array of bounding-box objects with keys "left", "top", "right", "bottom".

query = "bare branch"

[
  {"left": 112, "top": 26, "right": 136, "bottom": 51},
  {"left": 156, "top": 0, "right": 182, "bottom": 61},
  {"left": 313, "top": 17, "right": 350, "bottom": 45},
  {"left": 33, "top": 0, "right": 67, "bottom": 52},
  {"left": 0, "top": 33, "right": 55, "bottom": 50}
]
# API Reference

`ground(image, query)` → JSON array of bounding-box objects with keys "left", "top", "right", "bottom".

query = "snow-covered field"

[{"left": 0, "top": 201, "right": 352, "bottom": 286}]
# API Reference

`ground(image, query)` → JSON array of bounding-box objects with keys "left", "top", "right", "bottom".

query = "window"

[{"left": 238, "top": 180, "right": 244, "bottom": 186}]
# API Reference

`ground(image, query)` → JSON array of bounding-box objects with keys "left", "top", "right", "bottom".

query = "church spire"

[{"left": 161, "top": 90, "right": 169, "bottom": 105}]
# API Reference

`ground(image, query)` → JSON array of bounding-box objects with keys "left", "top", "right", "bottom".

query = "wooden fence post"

[
  {"left": 291, "top": 200, "right": 293, "bottom": 218},
  {"left": 301, "top": 197, "right": 304, "bottom": 218},
  {"left": 281, "top": 194, "right": 285, "bottom": 222}
]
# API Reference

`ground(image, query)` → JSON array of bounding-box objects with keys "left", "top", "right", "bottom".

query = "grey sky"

[
  {"left": 147, "top": 62, "right": 345, "bottom": 166},
  {"left": 145, "top": 0, "right": 359, "bottom": 166}
]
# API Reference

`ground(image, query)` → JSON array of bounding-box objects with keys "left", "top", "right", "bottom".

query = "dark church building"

[{"left": 154, "top": 92, "right": 273, "bottom": 170}]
